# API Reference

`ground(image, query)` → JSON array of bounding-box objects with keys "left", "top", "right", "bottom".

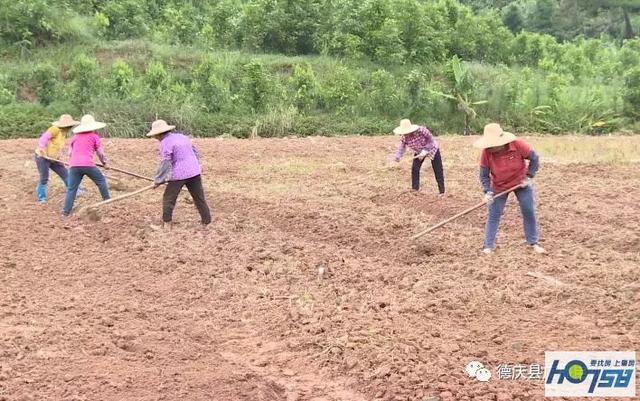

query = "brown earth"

[{"left": 0, "top": 136, "right": 639, "bottom": 401}]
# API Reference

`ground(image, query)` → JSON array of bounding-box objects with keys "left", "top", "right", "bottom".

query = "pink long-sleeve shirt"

[{"left": 68, "top": 132, "right": 106, "bottom": 167}]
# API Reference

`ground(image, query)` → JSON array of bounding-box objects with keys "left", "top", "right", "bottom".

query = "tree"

[
  {"left": 529, "top": 0, "right": 559, "bottom": 36},
  {"left": 622, "top": 66, "right": 640, "bottom": 118},
  {"left": 553, "top": 0, "right": 583, "bottom": 41},
  {"left": 579, "top": 0, "right": 640, "bottom": 39},
  {"left": 503, "top": 4, "right": 524, "bottom": 34}
]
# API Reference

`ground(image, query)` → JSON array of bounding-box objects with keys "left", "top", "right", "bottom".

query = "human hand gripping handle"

[
  {"left": 484, "top": 191, "right": 495, "bottom": 205},
  {"left": 414, "top": 149, "right": 428, "bottom": 160}
]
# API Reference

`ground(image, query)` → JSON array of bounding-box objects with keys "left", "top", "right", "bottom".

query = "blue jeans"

[
  {"left": 484, "top": 185, "right": 539, "bottom": 249},
  {"left": 63, "top": 167, "right": 110, "bottom": 216},
  {"left": 35, "top": 155, "right": 68, "bottom": 202}
]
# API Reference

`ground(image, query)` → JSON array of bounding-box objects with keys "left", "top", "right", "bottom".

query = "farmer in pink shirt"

[
  {"left": 390, "top": 119, "right": 446, "bottom": 196},
  {"left": 146, "top": 120, "right": 211, "bottom": 228},
  {"left": 62, "top": 115, "right": 110, "bottom": 216}
]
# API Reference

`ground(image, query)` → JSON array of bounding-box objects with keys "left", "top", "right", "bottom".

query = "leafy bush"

[
  {"left": 0, "top": 74, "right": 16, "bottom": 105},
  {"left": 362, "top": 69, "right": 403, "bottom": 116},
  {"left": 318, "top": 65, "right": 360, "bottom": 113},
  {"left": 109, "top": 60, "right": 135, "bottom": 98},
  {"left": 32, "top": 63, "right": 59, "bottom": 106},
  {"left": 144, "top": 61, "right": 169, "bottom": 91},
  {"left": 192, "top": 57, "right": 231, "bottom": 113},
  {"left": 623, "top": 67, "right": 640, "bottom": 119},
  {"left": 240, "top": 61, "right": 276, "bottom": 112},
  {"left": 0, "top": 103, "right": 56, "bottom": 138},
  {"left": 290, "top": 63, "right": 318, "bottom": 112},
  {"left": 99, "top": 0, "right": 150, "bottom": 39},
  {"left": 67, "top": 54, "right": 101, "bottom": 108},
  {"left": 0, "top": 1, "right": 93, "bottom": 46}
]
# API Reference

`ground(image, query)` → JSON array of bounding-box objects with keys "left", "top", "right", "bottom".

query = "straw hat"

[
  {"left": 146, "top": 119, "right": 175, "bottom": 137},
  {"left": 473, "top": 123, "right": 516, "bottom": 149},
  {"left": 72, "top": 114, "right": 106, "bottom": 134},
  {"left": 51, "top": 114, "right": 79, "bottom": 128},
  {"left": 393, "top": 119, "right": 420, "bottom": 135}
]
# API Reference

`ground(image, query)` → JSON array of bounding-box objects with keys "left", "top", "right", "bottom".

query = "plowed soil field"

[{"left": 1, "top": 135, "right": 639, "bottom": 401}]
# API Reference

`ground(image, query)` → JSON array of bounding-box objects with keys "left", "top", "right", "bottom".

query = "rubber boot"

[{"left": 36, "top": 183, "right": 47, "bottom": 204}]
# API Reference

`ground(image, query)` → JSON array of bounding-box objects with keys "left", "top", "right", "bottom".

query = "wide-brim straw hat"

[
  {"left": 393, "top": 119, "right": 420, "bottom": 135},
  {"left": 72, "top": 114, "right": 106, "bottom": 133},
  {"left": 146, "top": 119, "right": 175, "bottom": 137},
  {"left": 51, "top": 114, "right": 80, "bottom": 128},
  {"left": 473, "top": 123, "right": 516, "bottom": 149}
]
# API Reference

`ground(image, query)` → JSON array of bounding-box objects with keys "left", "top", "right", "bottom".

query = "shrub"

[
  {"left": 290, "top": 63, "right": 318, "bottom": 112},
  {"left": 623, "top": 67, "right": 640, "bottom": 119},
  {"left": 0, "top": 74, "right": 16, "bottom": 105},
  {"left": 240, "top": 61, "right": 275, "bottom": 112},
  {"left": 32, "top": 63, "right": 59, "bottom": 106},
  {"left": 67, "top": 54, "right": 101, "bottom": 108},
  {"left": 0, "top": 103, "right": 55, "bottom": 138},
  {"left": 144, "top": 61, "right": 169, "bottom": 91},
  {"left": 192, "top": 57, "right": 231, "bottom": 112},
  {"left": 318, "top": 65, "right": 360, "bottom": 113},
  {"left": 109, "top": 60, "right": 135, "bottom": 98},
  {"left": 99, "top": 0, "right": 149, "bottom": 39},
  {"left": 363, "top": 69, "right": 403, "bottom": 116}
]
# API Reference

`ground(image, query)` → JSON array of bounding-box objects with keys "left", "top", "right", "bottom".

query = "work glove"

[
  {"left": 484, "top": 191, "right": 494, "bottom": 205},
  {"left": 416, "top": 149, "right": 428, "bottom": 160},
  {"left": 521, "top": 177, "right": 533, "bottom": 188}
]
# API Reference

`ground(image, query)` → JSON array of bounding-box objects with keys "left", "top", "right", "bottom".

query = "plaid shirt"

[{"left": 394, "top": 126, "right": 439, "bottom": 162}]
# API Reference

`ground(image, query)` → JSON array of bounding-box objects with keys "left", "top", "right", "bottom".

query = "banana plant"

[{"left": 430, "top": 56, "right": 487, "bottom": 135}]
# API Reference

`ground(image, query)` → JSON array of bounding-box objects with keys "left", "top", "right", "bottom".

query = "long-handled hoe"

[{"left": 411, "top": 183, "right": 523, "bottom": 240}]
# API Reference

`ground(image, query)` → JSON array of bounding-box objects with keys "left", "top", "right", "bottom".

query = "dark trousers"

[
  {"left": 411, "top": 149, "right": 445, "bottom": 193},
  {"left": 163, "top": 175, "right": 212, "bottom": 225}
]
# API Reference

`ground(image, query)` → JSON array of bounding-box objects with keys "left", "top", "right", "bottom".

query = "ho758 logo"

[{"left": 544, "top": 351, "right": 636, "bottom": 397}]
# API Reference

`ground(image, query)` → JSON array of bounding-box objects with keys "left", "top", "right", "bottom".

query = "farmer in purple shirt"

[{"left": 146, "top": 120, "right": 212, "bottom": 228}]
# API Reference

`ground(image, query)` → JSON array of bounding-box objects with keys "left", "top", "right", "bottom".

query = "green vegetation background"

[{"left": 1, "top": 0, "right": 639, "bottom": 138}]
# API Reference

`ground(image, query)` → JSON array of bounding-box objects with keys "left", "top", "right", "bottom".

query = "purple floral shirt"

[{"left": 394, "top": 126, "right": 439, "bottom": 161}]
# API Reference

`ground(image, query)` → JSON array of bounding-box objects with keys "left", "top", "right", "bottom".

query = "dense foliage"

[{"left": 0, "top": 0, "right": 638, "bottom": 137}]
